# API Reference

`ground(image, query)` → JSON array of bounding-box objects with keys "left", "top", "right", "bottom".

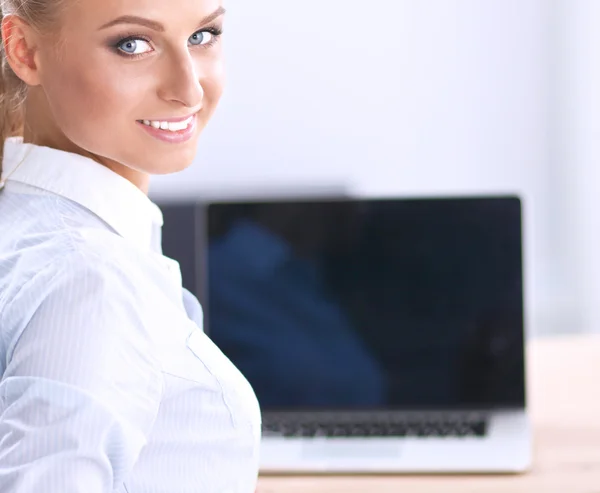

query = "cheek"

[{"left": 40, "top": 52, "right": 144, "bottom": 140}]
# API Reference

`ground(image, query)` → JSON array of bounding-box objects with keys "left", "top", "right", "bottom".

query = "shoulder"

[
  {"left": 0, "top": 191, "right": 169, "bottom": 385},
  {"left": 0, "top": 244, "right": 159, "bottom": 368},
  {"left": 0, "top": 188, "right": 143, "bottom": 288},
  {"left": 3, "top": 243, "right": 141, "bottom": 316},
  {"left": 0, "top": 189, "right": 156, "bottom": 311},
  {"left": 0, "top": 226, "right": 147, "bottom": 317}
]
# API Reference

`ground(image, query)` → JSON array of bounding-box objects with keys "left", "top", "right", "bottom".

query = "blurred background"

[{"left": 149, "top": 0, "right": 600, "bottom": 338}]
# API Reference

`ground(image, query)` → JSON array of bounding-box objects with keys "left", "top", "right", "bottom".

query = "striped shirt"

[{"left": 0, "top": 137, "right": 261, "bottom": 493}]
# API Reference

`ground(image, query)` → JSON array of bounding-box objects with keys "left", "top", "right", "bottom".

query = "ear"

[{"left": 1, "top": 15, "right": 42, "bottom": 86}]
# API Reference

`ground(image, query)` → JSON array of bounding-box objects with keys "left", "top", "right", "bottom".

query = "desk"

[{"left": 257, "top": 334, "right": 600, "bottom": 492}]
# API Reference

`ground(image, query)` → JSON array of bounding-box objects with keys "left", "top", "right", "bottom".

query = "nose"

[{"left": 158, "top": 51, "right": 204, "bottom": 109}]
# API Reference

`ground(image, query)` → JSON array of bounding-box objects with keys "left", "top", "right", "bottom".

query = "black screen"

[{"left": 203, "top": 197, "right": 526, "bottom": 411}]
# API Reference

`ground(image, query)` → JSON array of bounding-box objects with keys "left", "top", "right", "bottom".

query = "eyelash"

[{"left": 113, "top": 26, "right": 223, "bottom": 58}]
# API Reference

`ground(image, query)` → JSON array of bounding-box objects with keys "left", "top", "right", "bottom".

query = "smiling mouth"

[{"left": 137, "top": 115, "right": 195, "bottom": 132}]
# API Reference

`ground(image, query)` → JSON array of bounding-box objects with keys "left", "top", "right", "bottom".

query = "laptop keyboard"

[{"left": 262, "top": 416, "right": 487, "bottom": 438}]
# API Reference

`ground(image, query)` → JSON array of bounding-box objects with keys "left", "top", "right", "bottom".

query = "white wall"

[
  {"left": 550, "top": 0, "right": 600, "bottom": 335},
  {"left": 151, "top": 1, "right": 578, "bottom": 337}
]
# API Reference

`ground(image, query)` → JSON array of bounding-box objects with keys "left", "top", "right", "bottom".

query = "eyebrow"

[{"left": 99, "top": 6, "right": 226, "bottom": 32}]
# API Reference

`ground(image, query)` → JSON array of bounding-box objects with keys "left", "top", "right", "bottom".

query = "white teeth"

[
  {"left": 168, "top": 120, "right": 189, "bottom": 131},
  {"left": 140, "top": 116, "right": 194, "bottom": 132}
]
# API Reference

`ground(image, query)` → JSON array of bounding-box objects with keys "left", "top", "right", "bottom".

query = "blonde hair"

[{"left": 0, "top": 0, "right": 64, "bottom": 174}]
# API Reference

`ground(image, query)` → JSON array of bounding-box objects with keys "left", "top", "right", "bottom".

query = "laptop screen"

[{"left": 203, "top": 197, "right": 526, "bottom": 411}]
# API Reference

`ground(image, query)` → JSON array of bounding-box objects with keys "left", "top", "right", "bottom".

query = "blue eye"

[
  {"left": 189, "top": 30, "right": 212, "bottom": 46},
  {"left": 114, "top": 28, "right": 220, "bottom": 57},
  {"left": 117, "top": 38, "right": 152, "bottom": 55}
]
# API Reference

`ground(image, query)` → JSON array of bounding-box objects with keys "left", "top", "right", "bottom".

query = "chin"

[{"left": 139, "top": 143, "right": 198, "bottom": 175}]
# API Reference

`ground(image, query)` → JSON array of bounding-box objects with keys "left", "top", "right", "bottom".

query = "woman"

[{"left": 0, "top": 0, "right": 261, "bottom": 491}]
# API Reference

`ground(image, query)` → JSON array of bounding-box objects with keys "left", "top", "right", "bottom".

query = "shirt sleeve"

[
  {"left": 182, "top": 287, "right": 204, "bottom": 328},
  {"left": 0, "top": 251, "right": 164, "bottom": 493}
]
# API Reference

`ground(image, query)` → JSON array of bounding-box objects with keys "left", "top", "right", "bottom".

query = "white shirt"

[{"left": 0, "top": 138, "right": 261, "bottom": 493}]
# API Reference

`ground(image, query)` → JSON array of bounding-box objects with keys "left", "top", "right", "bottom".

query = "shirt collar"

[{"left": 2, "top": 137, "right": 164, "bottom": 251}]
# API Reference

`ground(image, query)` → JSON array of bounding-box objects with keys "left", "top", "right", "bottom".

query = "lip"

[{"left": 137, "top": 113, "right": 198, "bottom": 144}]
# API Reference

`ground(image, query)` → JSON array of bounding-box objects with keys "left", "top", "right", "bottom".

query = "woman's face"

[{"left": 27, "top": 0, "right": 225, "bottom": 189}]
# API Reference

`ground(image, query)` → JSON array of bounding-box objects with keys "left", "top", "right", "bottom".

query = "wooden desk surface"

[{"left": 258, "top": 334, "right": 600, "bottom": 492}]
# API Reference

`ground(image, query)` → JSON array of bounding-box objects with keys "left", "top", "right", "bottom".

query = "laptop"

[{"left": 161, "top": 195, "right": 532, "bottom": 474}]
